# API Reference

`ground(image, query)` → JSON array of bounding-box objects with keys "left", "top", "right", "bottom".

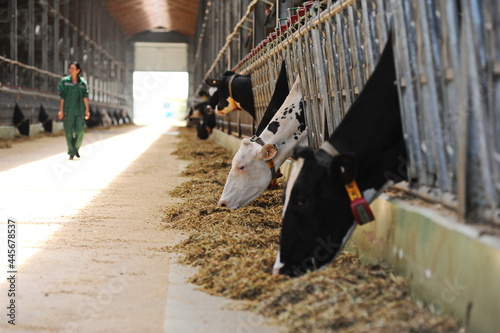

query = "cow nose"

[{"left": 218, "top": 200, "right": 227, "bottom": 207}]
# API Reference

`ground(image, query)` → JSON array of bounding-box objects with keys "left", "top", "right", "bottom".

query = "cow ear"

[
  {"left": 258, "top": 144, "right": 278, "bottom": 161},
  {"left": 293, "top": 146, "right": 315, "bottom": 160},
  {"left": 331, "top": 154, "right": 357, "bottom": 184},
  {"left": 205, "top": 78, "right": 223, "bottom": 87}
]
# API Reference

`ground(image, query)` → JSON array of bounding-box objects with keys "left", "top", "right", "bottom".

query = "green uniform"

[{"left": 57, "top": 75, "right": 89, "bottom": 157}]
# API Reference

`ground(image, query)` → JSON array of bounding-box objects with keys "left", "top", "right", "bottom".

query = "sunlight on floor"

[{"left": 0, "top": 120, "right": 176, "bottom": 283}]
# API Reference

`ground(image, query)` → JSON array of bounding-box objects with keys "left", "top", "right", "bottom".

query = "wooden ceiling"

[{"left": 105, "top": 0, "right": 200, "bottom": 39}]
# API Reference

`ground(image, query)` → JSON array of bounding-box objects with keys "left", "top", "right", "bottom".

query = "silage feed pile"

[{"left": 162, "top": 127, "right": 463, "bottom": 333}]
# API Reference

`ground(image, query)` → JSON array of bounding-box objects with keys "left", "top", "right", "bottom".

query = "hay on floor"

[{"left": 162, "top": 127, "right": 463, "bottom": 333}]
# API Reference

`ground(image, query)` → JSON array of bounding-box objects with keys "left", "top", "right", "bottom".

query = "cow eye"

[{"left": 238, "top": 165, "right": 245, "bottom": 171}]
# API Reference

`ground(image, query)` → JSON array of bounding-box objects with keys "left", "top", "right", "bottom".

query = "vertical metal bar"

[
  {"left": 301, "top": 13, "right": 322, "bottom": 149},
  {"left": 28, "top": 0, "right": 34, "bottom": 88},
  {"left": 323, "top": 2, "right": 343, "bottom": 130},
  {"left": 94, "top": 0, "right": 99, "bottom": 103},
  {"left": 456, "top": 4, "right": 469, "bottom": 221},
  {"left": 418, "top": 0, "right": 449, "bottom": 192},
  {"left": 41, "top": 2, "right": 48, "bottom": 91},
  {"left": 239, "top": 1, "right": 244, "bottom": 60},
  {"left": 9, "top": 0, "right": 18, "bottom": 86},
  {"left": 361, "top": 0, "right": 374, "bottom": 72},
  {"left": 86, "top": 0, "right": 91, "bottom": 79},
  {"left": 79, "top": 0, "right": 85, "bottom": 65},
  {"left": 367, "top": 0, "right": 381, "bottom": 59},
  {"left": 352, "top": 1, "right": 367, "bottom": 86},
  {"left": 392, "top": 0, "right": 424, "bottom": 184},
  {"left": 336, "top": 11, "right": 354, "bottom": 108},
  {"left": 284, "top": 23, "right": 297, "bottom": 88},
  {"left": 489, "top": 0, "right": 500, "bottom": 221},
  {"left": 53, "top": 0, "right": 60, "bottom": 76},
  {"left": 277, "top": 0, "right": 292, "bottom": 26},
  {"left": 465, "top": 1, "right": 498, "bottom": 221},
  {"left": 293, "top": 24, "right": 314, "bottom": 148},
  {"left": 63, "top": 0, "right": 69, "bottom": 71},
  {"left": 408, "top": 1, "right": 434, "bottom": 186},
  {"left": 347, "top": 4, "right": 362, "bottom": 96},
  {"left": 376, "top": 0, "right": 388, "bottom": 44},
  {"left": 72, "top": 0, "right": 78, "bottom": 60},
  {"left": 311, "top": 19, "right": 330, "bottom": 141},
  {"left": 441, "top": 0, "right": 461, "bottom": 195}
]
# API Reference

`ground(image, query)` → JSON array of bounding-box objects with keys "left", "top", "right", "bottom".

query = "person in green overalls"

[{"left": 57, "top": 61, "right": 90, "bottom": 160}]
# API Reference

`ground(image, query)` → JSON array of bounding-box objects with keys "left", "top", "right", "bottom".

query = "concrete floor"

[{"left": 0, "top": 120, "right": 281, "bottom": 333}]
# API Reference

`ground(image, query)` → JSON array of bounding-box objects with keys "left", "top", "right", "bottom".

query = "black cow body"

[
  {"left": 206, "top": 72, "right": 256, "bottom": 119},
  {"left": 195, "top": 101, "right": 216, "bottom": 140},
  {"left": 86, "top": 107, "right": 103, "bottom": 128},
  {"left": 38, "top": 104, "right": 53, "bottom": 132},
  {"left": 275, "top": 36, "right": 407, "bottom": 276},
  {"left": 198, "top": 90, "right": 219, "bottom": 139},
  {"left": 185, "top": 90, "right": 219, "bottom": 139},
  {"left": 13, "top": 103, "right": 30, "bottom": 136}
]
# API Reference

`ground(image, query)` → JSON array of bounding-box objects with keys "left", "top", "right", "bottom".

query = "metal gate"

[{"left": 190, "top": 0, "right": 499, "bottom": 226}]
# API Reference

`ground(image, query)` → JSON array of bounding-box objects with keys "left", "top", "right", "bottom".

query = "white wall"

[{"left": 134, "top": 42, "right": 187, "bottom": 72}]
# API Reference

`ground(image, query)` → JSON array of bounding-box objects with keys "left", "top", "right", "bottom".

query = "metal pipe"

[{"left": 194, "top": 0, "right": 260, "bottom": 96}]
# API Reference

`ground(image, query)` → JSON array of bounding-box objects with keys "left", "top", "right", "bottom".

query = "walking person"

[{"left": 57, "top": 61, "right": 90, "bottom": 160}]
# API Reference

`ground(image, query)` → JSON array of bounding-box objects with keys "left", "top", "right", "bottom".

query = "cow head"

[
  {"left": 218, "top": 138, "right": 278, "bottom": 209},
  {"left": 273, "top": 146, "right": 359, "bottom": 276},
  {"left": 274, "top": 35, "right": 406, "bottom": 277},
  {"left": 218, "top": 76, "right": 306, "bottom": 209},
  {"left": 206, "top": 71, "right": 240, "bottom": 115},
  {"left": 205, "top": 71, "right": 254, "bottom": 118}
]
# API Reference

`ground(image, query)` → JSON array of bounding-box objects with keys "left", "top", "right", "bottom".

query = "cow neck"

[
  {"left": 319, "top": 141, "right": 375, "bottom": 225},
  {"left": 228, "top": 74, "right": 242, "bottom": 110},
  {"left": 249, "top": 135, "right": 279, "bottom": 181}
]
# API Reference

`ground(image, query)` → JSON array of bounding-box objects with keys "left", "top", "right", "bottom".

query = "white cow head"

[
  {"left": 218, "top": 138, "right": 278, "bottom": 209},
  {"left": 217, "top": 76, "right": 306, "bottom": 210}
]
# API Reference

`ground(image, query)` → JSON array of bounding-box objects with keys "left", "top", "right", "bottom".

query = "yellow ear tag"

[
  {"left": 345, "top": 180, "right": 362, "bottom": 201},
  {"left": 344, "top": 180, "right": 375, "bottom": 225}
]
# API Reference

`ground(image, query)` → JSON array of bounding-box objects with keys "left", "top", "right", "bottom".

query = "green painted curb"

[{"left": 349, "top": 196, "right": 500, "bottom": 332}]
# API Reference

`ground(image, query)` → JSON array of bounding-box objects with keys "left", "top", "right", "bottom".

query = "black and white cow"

[
  {"left": 255, "top": 61, "right": 289, "bottom": 136},
  {"left": 195, "top": 102, "right": 217, "bottom": 140},
  {"left": 274, "top": 37, "right": 407, "bottom": 276},
  {"left": 205, "top": 71, "right": 256, "bottom": 119},
  {"left": 218, "top": 76, "right": 306, "bottom": 209},
  {"left": 185, "top": 90, "right": 219, "bottom": 139}
]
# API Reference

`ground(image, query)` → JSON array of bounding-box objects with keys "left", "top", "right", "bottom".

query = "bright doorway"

[{"left": 132, "top": 71, "right": 189, "bottom": 124}]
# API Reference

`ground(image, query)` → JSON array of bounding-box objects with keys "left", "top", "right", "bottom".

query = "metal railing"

[
  {"left": 192, "top": 0, "right": 500, "bottom": 226},
  {"left": 0, "top": 0, "right": 134, "bottom": 125}
]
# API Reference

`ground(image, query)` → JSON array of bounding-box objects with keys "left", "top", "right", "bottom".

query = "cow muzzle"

[{"left": 217, "top": 199, "right": 238, "bottom": 209}]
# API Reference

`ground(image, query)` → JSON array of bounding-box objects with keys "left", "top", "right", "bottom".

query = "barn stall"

[
  {"left": 188, "top": 1, "right": 500, "bottom": 331},
  {"left": 0, "top": 0, "right": 134, "bottom": 137}
]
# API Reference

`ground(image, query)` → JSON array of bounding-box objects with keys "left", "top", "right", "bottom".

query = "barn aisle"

[{"left": 0, "top": 121, "right": 280, "bottom": 333}]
